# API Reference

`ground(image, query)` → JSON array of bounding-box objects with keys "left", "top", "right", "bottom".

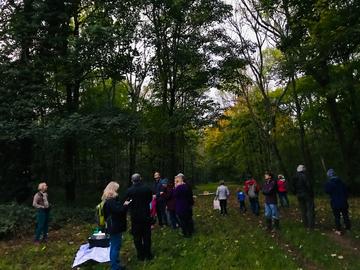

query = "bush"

[
  {"left": 0, "top": 203, "right": 94, "bottom": 239},
  {"left": 0, "top": 203, "right": 35, "bottom": 239}
]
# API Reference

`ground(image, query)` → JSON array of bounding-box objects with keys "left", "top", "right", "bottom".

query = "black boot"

[
  {"left": 273, "top": 219, "right": 280, "bottom": 230},
  {"left": 266, "top": 218, "right": 272, "bottom": 231}
]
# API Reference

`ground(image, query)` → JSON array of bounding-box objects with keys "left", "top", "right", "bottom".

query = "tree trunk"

[{"left": 291, "top": 76, "right": 314, "bottom": 184}]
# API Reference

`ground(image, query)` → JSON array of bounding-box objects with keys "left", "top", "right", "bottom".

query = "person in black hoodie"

[
  {"left": 325, "top": 169, "right": 351, "bottom": 234},
  {"left": 126, "top": 173, "right": 153, "bottom": 261},
  {"left": 292, "top": 165, "right": 315, "bottom": 229},
  {"left": 102, "top": 181, "right": 130, "bottom": 270}
]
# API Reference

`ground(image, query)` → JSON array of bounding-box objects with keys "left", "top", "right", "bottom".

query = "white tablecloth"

[{"left": 72, "top": 243, "right": 110, "bottom": 268}]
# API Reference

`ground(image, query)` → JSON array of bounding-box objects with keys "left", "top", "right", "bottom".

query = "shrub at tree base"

[{"left": 0, "top": 203, "right": 94, "bottom": 239}]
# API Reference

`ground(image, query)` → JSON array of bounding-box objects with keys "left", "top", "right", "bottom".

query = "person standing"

[
  {"left": 244, "top": 175, "right": 260, "bottom": 216},
  {"left": 165, "top": 178, "right": 179, "bottom": 229},
  {"left": 262, "top": 172, "right": 279, "bottom": 231},
  {"left": 33, "top": 182, "right": 50, "bottom": 244},
  {"left": 215, "top": 181, "right": 230, "bottom": 215},
  {"left": 153, "top": 171, "right": 168, "bottom": 226},
  {"left": 102, "top": 181, "right": 130, "bottom": 270},
  {"left": 277, "top": 174, "right": 289, "bottom": 207},
  {"left": 174, "top": 173, "right": 194, "bottom": 237},
  {"left": 325, "top": 169, "right": 351, "bottom": 234},
  {"left": 236, "top": 188, "right": 246, "bottom": 213},
  {"left": 126, "top": 173, "right": 153, "bottom": 261},
  {"left": 292, "top": 165, "right": 315, "bottom": 229}
]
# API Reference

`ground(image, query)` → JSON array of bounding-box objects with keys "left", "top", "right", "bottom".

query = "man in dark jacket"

[
  {"left": 126, "top": 173, "right": 153, "bottom": 261},
  {"left": 325, "top": 169, "right": 351, "bottom": 234},
  {"left": 153, "top": 171, "right": 168, "bottom": 226},
  {"left": 292, "top": 165, "right": 315, "bottom": 228}
]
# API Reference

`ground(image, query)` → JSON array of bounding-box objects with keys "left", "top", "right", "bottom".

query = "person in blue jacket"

[
  {"left": 236, "top": 188, "right": 246, "bottom": 213},
  {"left": 325, "top": 169, "right": 351, "bottom": 234}
]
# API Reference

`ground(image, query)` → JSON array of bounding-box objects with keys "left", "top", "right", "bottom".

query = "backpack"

[
  {"left": 248, "top": 183, "right": 257, "bottom": 198},
  {"left": 95, "top": 201, "right": 106, "bottom": 228}
]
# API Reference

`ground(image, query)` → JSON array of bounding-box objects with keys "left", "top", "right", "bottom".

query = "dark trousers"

[
  {"left": 249, "top": 198, "right": 260, "bottom": 216},
  {"left": 167, "top": 209, "right": 179, "bottom": 229},
  {"left": 219, "top": 199, "right": 228, "bottom": 215},
  {"left": 297, "top": 196, "right": 315, "bottom": 228},
  {"left": 131, "top": 222, "right": 152, "bottom": 260},
  {"left": 278, "top": 192, "right": 289, "bottom": 207},
  {"left": 239, "top": 201, "right": 246, "bottom": 212},
  {"left": 332, "top": 207, "right": 351, "bottom": 231},
  {"left": 156, "top": 200, "right": 167, "bottom": 226},
  {"left": 35, "top": 209, "right": 49, "bottom": 241},
  {"left": 178, "top": 210, "right": 194, "bottom": 237}
]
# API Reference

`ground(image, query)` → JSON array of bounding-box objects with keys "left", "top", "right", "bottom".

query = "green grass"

[{"left": 1, "top": 184, "right": 359, "bottom": 270}]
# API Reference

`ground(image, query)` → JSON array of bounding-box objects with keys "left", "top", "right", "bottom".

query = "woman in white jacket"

[{"left": 215, "top": 181, "right": 230, "bottom": 215}]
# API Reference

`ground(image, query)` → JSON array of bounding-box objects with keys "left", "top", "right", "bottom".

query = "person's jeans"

[
  {"left": 278, "top": 192, "right": 289, "bottom": 207},
  {"left": 332, "top": 206, "right": 351, "bottom": 231},
  {"left": 239, "top": 201, "right": 246, "bottom": 212},
  {"left": 35, "top": 209, "right": 49, "bottom": 241},
  {"left": 110, "top": 233, "right": 122, "bottom": 270},
  {"left": 264, "top": 203, "right": 279, "bottom": 220},
  {"left": 249, "top": 198, "right": 260, "bottom": 216},
  {"left": 219, "top": 199, "right": 228, "bottom": 215}
]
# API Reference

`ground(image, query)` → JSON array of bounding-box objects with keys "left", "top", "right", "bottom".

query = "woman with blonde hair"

[
  {"left": 33, "top": 182, "right": 50, "bottom": 244},
  {"left": 102, "top": 181, "right": 130, "bottom": 270}
]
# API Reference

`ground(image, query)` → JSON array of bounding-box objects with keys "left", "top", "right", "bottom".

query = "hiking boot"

[
  {"left": 273, "top": 219, "right": 280, "bottom": 230},
  {"left": 265, "top": 218, "right": 272, "bottom": 231}
]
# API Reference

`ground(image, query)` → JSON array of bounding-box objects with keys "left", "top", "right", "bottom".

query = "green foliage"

[
  {"left": 0, "top": 203, "right": 93, "bottom": 239},
  {"left": 0, "top": 203, "right": 35, "bottom": 238}
]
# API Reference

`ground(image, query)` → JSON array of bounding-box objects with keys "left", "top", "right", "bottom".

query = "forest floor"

[{"left": 1, "top": 183, "right": 360, "bottom": 270}]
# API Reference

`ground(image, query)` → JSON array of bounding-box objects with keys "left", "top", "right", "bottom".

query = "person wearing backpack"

[
  {"left": 33, "top": 182, "right": 50, "bottom": 244},
  {"left": 244, "top": 175, "right": 260, "bottom": 216},
  {"left": 262, "top": 171, "right": 279, "bottom": 231},
  {"left": 215, "top": 180, "right": 230, "bottom": 216},
  {"left": 102, "top": 181, "right": 131, "bottom": 270}
]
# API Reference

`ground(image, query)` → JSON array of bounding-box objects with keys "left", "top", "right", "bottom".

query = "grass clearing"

[{"left": 0, "top": 183, "right": 359, "bottom": 269}]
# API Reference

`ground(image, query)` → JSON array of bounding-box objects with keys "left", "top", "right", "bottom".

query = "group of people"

[
  {"left": 102, "top": 171, "right": 194, "bottom": 270},
  {"left": 31, "top": 165, "right": 352, "bottom": 270},
  {"left": 216, "top": 165, "right": 351, "bottom": 233}
]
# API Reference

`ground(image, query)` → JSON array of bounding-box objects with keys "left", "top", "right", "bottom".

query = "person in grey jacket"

[{"left": 215, "top": 181, "right": 230, "bottom": 215}]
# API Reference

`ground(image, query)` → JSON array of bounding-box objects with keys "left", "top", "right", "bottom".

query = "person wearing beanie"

[
  {"left": 325, "top": 169, "right": 351, "bottom": 234},
  {"left": 126, "top": 173, "right": 154, "bottom": 261},
  {"left": 291, "top": 165, "right": 315, "bottom": 228}
]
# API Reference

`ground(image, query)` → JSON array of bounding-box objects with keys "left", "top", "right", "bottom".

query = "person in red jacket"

[
  {"left": 277, "top": 174, "right": 289, "bottom": 207},
  {"left": 244, "top": 175, "right": 260, "bottom": 216}
]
